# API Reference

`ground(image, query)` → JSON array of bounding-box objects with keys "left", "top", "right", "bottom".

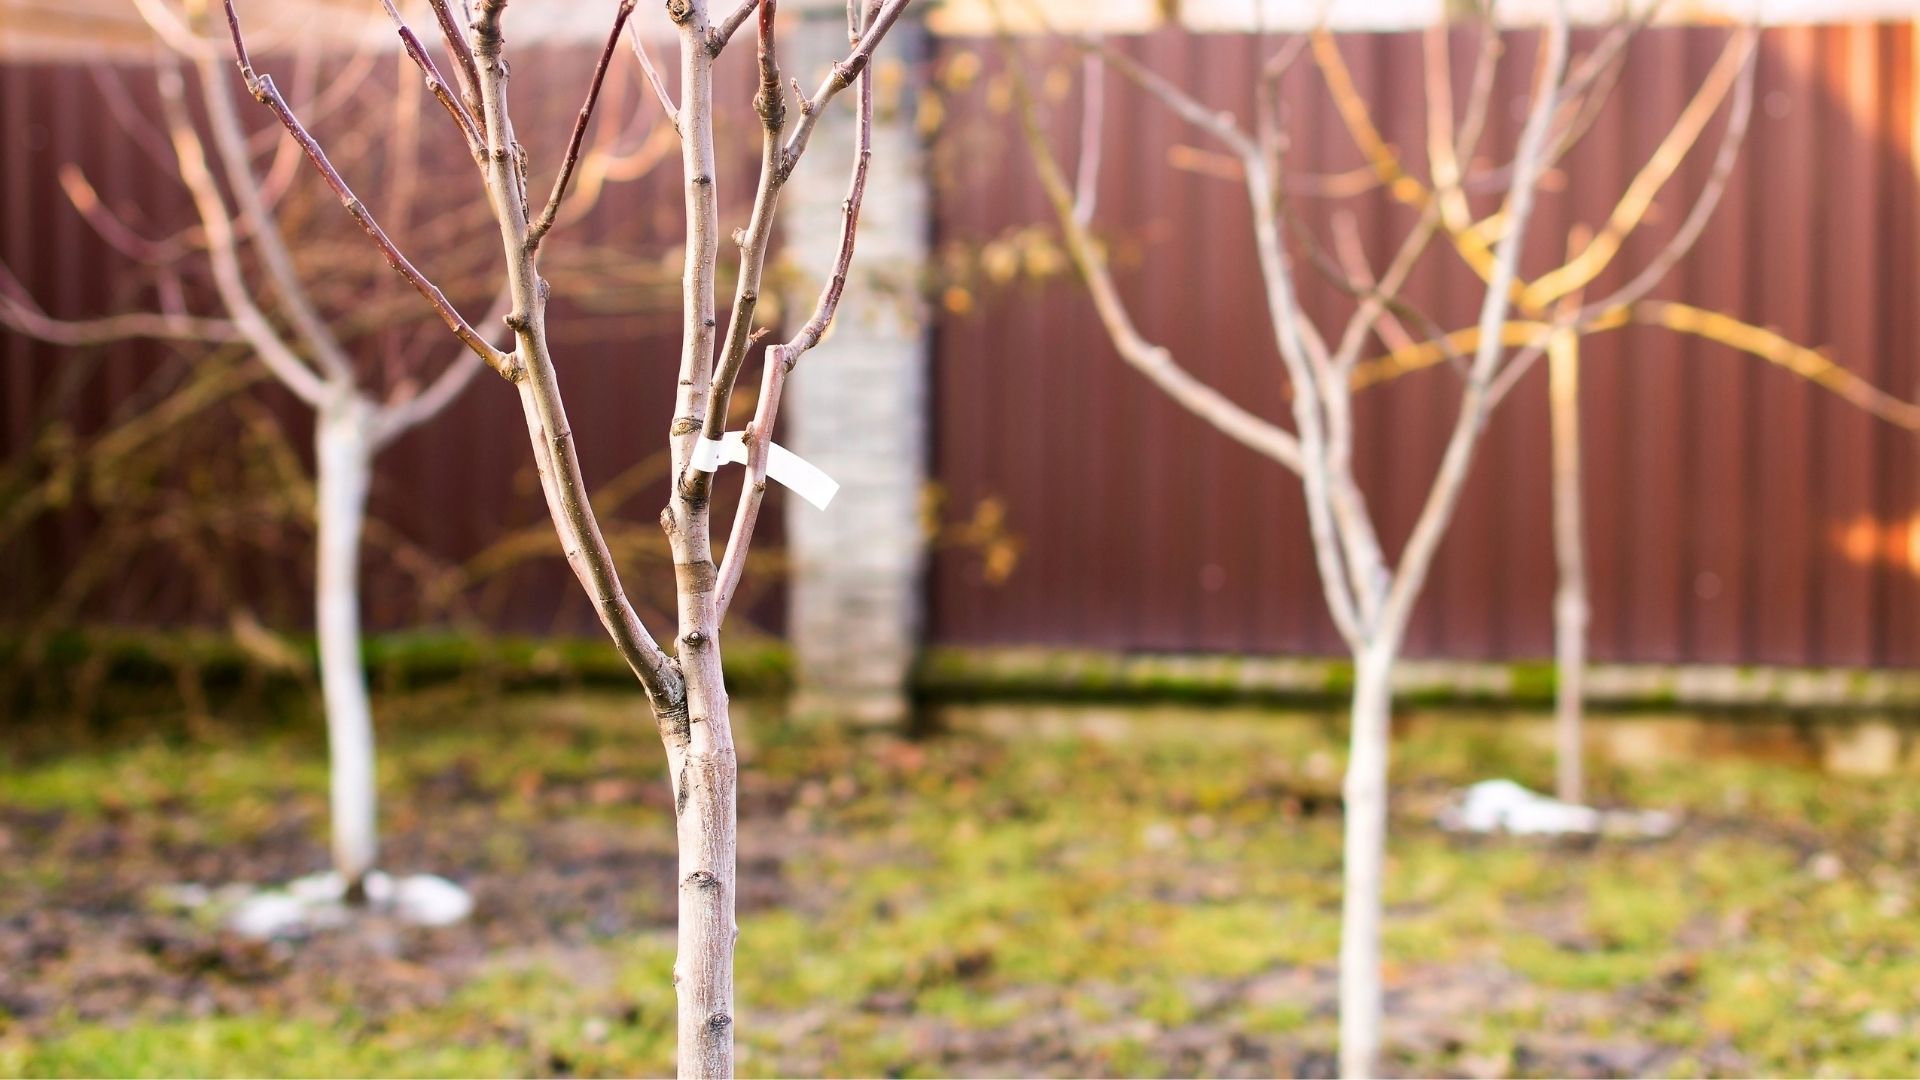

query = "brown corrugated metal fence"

[{"left": 3, "top": 23, "right": 1917, "bottom": 671}]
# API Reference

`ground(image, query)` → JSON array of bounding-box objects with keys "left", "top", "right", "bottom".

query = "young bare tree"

[
  {"left": 218, "top": 0, "right": 911, "bottom": 1072},
  {"left": 0, "top": 5, "right": 549, "bottom": 895},
  {"left": 1005, "top": 7, "right": 1760, "bottom": 1074}
]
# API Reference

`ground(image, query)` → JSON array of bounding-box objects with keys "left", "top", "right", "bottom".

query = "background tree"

[
  {"left": 219, "top": 0, "right": 912, "bottom": 1072},
  {"left": 1004, "top": 5, "right": 1761, "bottom": 1074},
  {"left": 0, "top": 0, "right": 688, "bottom": 896}
]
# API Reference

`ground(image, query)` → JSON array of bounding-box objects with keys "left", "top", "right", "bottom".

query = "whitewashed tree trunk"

[
  {"left": 1339, "top": 642, "right": 1395, "bottom": 1080},
  {"left": 1548, "top": 328, "right": 1588, "bottom": 804},
  {"left": 314, "top": 394, "right": 379, "bottom": 893}
]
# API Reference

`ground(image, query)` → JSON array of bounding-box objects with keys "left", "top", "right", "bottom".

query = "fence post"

[{"left": 778, "top": 0, "right": 931, "bottom": 727}]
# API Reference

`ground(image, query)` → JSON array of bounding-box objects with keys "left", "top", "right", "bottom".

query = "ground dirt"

[{"left": 5, "top": 693, "right": 1920, "bottom": 1077}]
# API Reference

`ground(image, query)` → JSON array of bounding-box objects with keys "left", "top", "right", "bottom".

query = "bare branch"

[
  {"left": 128, "top": 0, "right": 217, "bottom": 58},
  {"left": 1002, "top": 49, "right": 1303, "bottom": 476},
  {"left": 1380, "top": 6, "right": 1570, "bottom": 639},
  {"left": 1574, "top": 30, "right": 1758, "bottom": 321},
  {"left": 712, "top": 353, "right": 789, "bottom": 619},
  {"left": 1072, "top": 50, "right": 1103, "bottom": 225},
  {"left": 718, "top": 13, "right": 876, "bottom": 617},
  {"left": 1635, "top": 301, "right": 1920, "bottom": 430},
  {"left": 85, "top": 62, "right": 180, "bottom": 175},
  {"left": 696, "top": 0, "right": 790, "bottom": 488},
  {"left": 709, "top": 0, "right": 760, "bottom": 54},
  {"left": 1522, "top": 29, "right": 1757, "bottom": 308},
  {"left": 372, "top": 288, "right": 515, "bottom": 445},
  {"left": 0, "top": 264, "right": 239, "bottom": 346},
  {"left": 781, "top": 0, "right": 913, "bottom": 172},
  {"left": 1221, "top": 34, "right": 1378, "bottom": 632},
  {"left": 155, "top": 60, "right": 330, "bottom": 406},
  {"left": 628, "top": 23, "right": 681, "bottom": 128},
  {"left": 461, "top": 0, "right": 680, "bottom": 703},
  {"left": 1325, "top": 203, "right": 1446, "bottom": 373},
  {"left": 694, "top": 0, "right": 913, "bottom": 500},
  {"left": 1350, "top": 320, "right": 1548, "bottom": 389},
  {"left": 1069, "top": 34, "right": 1255, "bottom": 159},
  {"left": 1486, "top": 28, "right": 1760, "bottom": 408},
  {"left": 992, "top": 15, "right": 1348, "bottom": 649},
  {"left": 425, "top": 0, "right": 484, "bottom": 113},
  {"left": 193, "top": 51, "right": 358, "bottom": 382},
  {"left": 55, "top": 164, "right": 181, "bottom": 265},
  {"left": 528, "top": 0, "right": 637, "bottom": 250},
  {"left": 377, "top": 2, "right": 484, "bottom": 154},
  {"left": 217, "top": 0, "right": 514, "bottom": 379},
  {"left": 1356, "top": 300, "right": 1920, "bottom": 433}
]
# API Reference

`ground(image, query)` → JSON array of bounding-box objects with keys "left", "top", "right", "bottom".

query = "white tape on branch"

[
  {"left": 688, "top": 432, "right": 839, "bottom": 510},
  {"left": 690, "top": 436, "right": 728, "bottom": 473}
]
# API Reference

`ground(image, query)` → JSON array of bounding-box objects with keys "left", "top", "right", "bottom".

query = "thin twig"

[
  {"left": 1378, "top": 4, "right": 1572, "bottom": 640},
  {"left": 373, "top": 288, "right": 515, "bottom": 445},
  {"left": 628, "top": 23, "right": 681, "bottom": 128},
  {"left": 465, "top": 0, "right": 681, "bottom": 703},
  {"left": 1072, "top": 49, "right": 1103, "bottom": 225},
  {"left": 529, "top": 0, "right": 637, "bottom": 250},
  {"left": 379, "top": 4, "right": 484, "bottom": 153},
  {"left": 780, "top": 0, "right": 913, "bottom": 172},
  {"left": 710, "top": 0, "right": 760, "bottom": 53},
  {"left": 425, "top": 0, "right": 484, "bottom": 112},
  {"left": 54, "top": 163, "right": 181, "bottom": 264},
  {"left": 1486, "top": 27, "right": 1760, "bottom": 407},
  {"left": 0, "top": 265, "right": 239, "bottom": 345},
  {"left": 1523, "top": 29, "right": 1756, "bottom": 307}
]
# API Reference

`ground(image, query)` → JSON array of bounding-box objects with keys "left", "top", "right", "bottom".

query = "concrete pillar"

[{"left": 777, "top": 1, "right": 930, "bottom": 726}]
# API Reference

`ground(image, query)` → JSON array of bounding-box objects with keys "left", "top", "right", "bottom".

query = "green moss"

[
  {"left": 916, "top": 647, "right": 1920, "bottom": 713},
  {"left": 1506, "top": 661, "right": 1558, "bottom": 703},
  {"left": 1, "top": 627, "right": 792, "bottom": 718},
  {"left": 1319, "top": 659, "right": 1355, "bottom": 697}
]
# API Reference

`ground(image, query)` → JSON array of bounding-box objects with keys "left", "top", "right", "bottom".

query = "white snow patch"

[
  {"left": 1438, "top": 779, "right": 1678, "bottom": 839},
  {"left": 203, "top": 871, "right": 475, "bottom": 939},
  {"left": 227, "top": 892, "right": 310, "bottom": 939},
  {"left": 393, "top": 874, "right": 475, "bottom": 927}
]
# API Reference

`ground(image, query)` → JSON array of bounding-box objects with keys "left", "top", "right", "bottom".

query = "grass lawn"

[{"left": 4, "top": 691, "right": 1920, "bottom": 1077}]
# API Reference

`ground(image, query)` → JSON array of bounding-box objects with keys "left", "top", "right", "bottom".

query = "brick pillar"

[{"left": 778, "top": 2, "right": 930, "bottom": 726}]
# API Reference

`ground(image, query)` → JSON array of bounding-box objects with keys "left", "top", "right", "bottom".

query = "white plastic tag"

[
  {"left": 690, "top": 436, "right": 727, "bottom": 473},
  {"left": 687, "top": 431, "right": 839, "bottom": 510}
]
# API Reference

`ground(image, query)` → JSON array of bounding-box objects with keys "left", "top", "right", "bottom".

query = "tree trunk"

[
  {"left": 665, "top": 654, "right": 737, "bottom": 1079},
  {"left": 664, "top": 4, "right": 736, "bottom": 1072},
  {"left": 1339, "top": 642, "right": 1395, "bottom": 1080},
  {"left": 314, "top": 395, "right": 378, "bottom": 894},
  {"left": 1548, "top": 328, "right": 1588, "bottom": 804}
]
